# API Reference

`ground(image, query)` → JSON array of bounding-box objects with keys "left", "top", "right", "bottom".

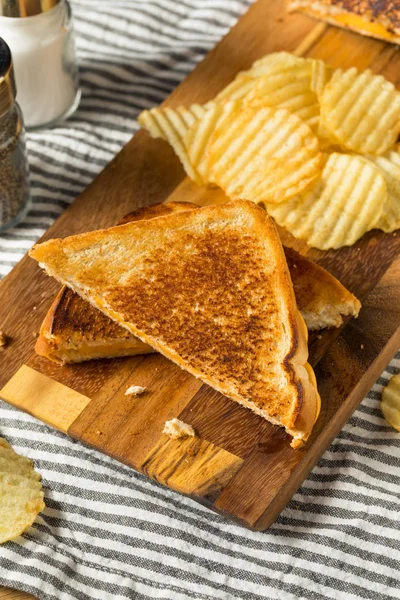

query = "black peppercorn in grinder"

[{"left": 0, "top": 37, "right": 31, "bottom": 233}]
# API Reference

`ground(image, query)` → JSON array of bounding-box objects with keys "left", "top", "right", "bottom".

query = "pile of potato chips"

[
  {"left": 138, "top": 52, "right": 400, "bottom": 250},
  {"left": 0, "top": 437, "right": 45, "bottom": 543}
]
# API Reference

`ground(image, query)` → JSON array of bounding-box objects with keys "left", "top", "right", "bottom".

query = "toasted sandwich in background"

[
  {"left": 287, "top": 1, "right": 400, "bottom": 44},
  {"left": 30, "top": 200, "right": 320, "bottom": 448},
  {"left": 35, "top": 203, "right": 360, "bottom": 365}
]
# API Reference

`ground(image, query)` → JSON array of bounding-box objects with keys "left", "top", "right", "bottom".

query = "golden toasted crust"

[
  {"left": 284, "top": 247, "right": 361, "bottom": 329},
  {"left": 119, "top": 201, "right": 198, "bottom": 225},
  {"left": 35, "top": 202, "right": 199, "bottom": 364},
  {"left": 30, "top": 200, "right": 319, "bottom": 447},
  {"left": 288, "top": 1, "right": 400, "bottom": 42}
]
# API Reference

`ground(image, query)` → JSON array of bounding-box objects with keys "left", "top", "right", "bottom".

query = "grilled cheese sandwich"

[
  {"left": 287, "top": 1, "right": 400, "bottom": 44},
  {"left": 30, "top": 200, "right": 320, "bottom": 448},
  {"left": 35, "top": 203, "right": 360, "bottom": 364}
]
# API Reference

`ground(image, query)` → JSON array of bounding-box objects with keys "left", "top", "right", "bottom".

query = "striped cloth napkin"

[{"left": 1, "top": 1, "right": 399, "bottom": 599}]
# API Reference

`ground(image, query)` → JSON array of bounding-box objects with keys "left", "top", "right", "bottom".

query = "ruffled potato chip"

[
  {"left": 214, "top": 52, "right": 331, "bottom": 134},
  {"left": 212, "top": 53, "right": 310, "bottom": 104},
  {"left": 206, "top": 103, "right": 321, "bottom": 204},
  {"left": 266, "top": 153, "right": 387, "bottom": 249},
  {"left": 138, "top": 105, "right": 206, "bottom": 184},
  {"left": 187, "top": 100, "right": 322, "bottom": 204},
  {"left": 364, "top": 148, "right": 400, "bottom": 233},
  {"left": 185, "top": 101, "right": 232, "bottom": 180},
  {"left": 0, "top": 438, "right": 45, "bottom": 544},
  {"left": 319, "top": 67, "right": 400, "bottom": 155}
]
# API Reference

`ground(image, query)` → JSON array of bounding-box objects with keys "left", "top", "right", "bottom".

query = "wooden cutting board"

[{"left": 1, "top": 0, "right": 400, "bottom": 532}]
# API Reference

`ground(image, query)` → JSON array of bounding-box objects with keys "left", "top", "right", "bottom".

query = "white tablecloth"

[{"left": 0, "top": 1, "right": 399, "bottom": 598}]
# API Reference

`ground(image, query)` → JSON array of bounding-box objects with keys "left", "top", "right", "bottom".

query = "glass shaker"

[
  {"left": 0, "top": 37, "right": 31, "bottom": 232},
  {"left": 0, "top": 0, "right": 81, "bottom": 130}
]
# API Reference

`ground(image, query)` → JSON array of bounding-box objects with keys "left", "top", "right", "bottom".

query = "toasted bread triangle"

[{"left": 30, "top": 200, "right": 319, "bottom": 448}]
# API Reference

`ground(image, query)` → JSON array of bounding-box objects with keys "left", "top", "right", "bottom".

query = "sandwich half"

[
  {"left": 36, "top": 203, "right": 360, "bottom": 365},
  {"left": 35, "top": 202, "right": 197, "bottom": 364},
  {"left": 30, "top": 200, "right": 320, "bottom": 448},
  {"left": 287, "top": 1, "right": 400, "bottom": 44}
]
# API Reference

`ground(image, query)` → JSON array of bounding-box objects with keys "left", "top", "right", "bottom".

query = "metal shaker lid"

[
  {"left": 0, "top": 37, "right": 16, "bottom": 118},
  {"left": 0, "top": 0, "right": 61, "bottom": 17}
]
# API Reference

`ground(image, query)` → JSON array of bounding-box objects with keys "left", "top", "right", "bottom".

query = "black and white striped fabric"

[{"left": 1, "top": 1, "right": 400, "bottom": 599}]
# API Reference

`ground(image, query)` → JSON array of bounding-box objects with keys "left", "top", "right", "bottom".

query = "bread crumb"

[
  {"left": 163, "top": 418, "right": 195, "bottom": 440},
  {"left": 32, "top": 332, "right": 39, "bottom": 338},
  {"left": 317, "top": 334, "right": 322, "bottom": 340},
  {"left": 0, "top": 332, "right": 8, "bottom": 349},
  {"left": 360, "top": 344, "right": 364, "bottom": 349},
  {"left": 96, "top": 430, "right": 102, "bottom": 435},
  {"left": 125, "top": 385, "right": 146, "bottom": 397}
]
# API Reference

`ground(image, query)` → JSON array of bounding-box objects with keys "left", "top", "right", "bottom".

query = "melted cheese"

[
  {"left": 302, "top": 8, "right": 394, "bottom": 40},
  {"left": 333, "top": 13, "right": 392, "bottom": 39}
]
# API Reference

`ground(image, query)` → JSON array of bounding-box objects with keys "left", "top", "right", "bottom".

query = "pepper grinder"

[
  {"left": 0, "top": 37, "right": 31, "bottom": 232},
  {"left": 0, "top": 0, "right": 81, "bottom": 130}
]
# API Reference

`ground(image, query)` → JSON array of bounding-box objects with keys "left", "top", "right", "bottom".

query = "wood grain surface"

[{"left": 0, "top": 18, "right": 399, "bottom": 600}]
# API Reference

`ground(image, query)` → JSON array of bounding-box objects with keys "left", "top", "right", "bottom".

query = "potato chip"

[
  {"left": 0, "top": 437, "right": 44, "bottom": 543},
  {"left": 250, "top": 52, "right": 313, "bottom": 78},
  {"left": 0, "top": 446, "right": 41, "bottom": 476},
  {"left": 213, "top": 53, "right": 306, "bottom": 104},
  {"left": 250, "top": 69, "right": 320, "bottom": 132},
  {"left": 320, "top": 67, "right": 400, "bottom": 154},
  {"left": 381, "top": 373, "right": 400, "bottom": 431},
  {"left": 0, "top": 456, "right": 41, "bottom": 479},
  {"left": 186, "top": 101, "right": 229, "bottom": 179},
  {"left": 0, "top": 472, "right": 43, "bottom": 492},
  {"left": 364, "top": 149, "right": 400, "bottom": 233},
  {"left": 0, "top": 486, "right": 45, "bottom": 544},
  {"left": 196, "top": 101, "right": 321, "bottom": 204},
  {"left": 213, "top": 53, "right": 331, "bottom": 134},
  {"left": 138, "top": 105, "right": 206, "bottom": 184},
  {"left": 266, "top": 153, "right": 387, "bottom": 250}
]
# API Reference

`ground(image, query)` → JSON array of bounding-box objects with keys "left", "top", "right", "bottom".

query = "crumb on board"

[
  {"left": 163, "top": 418, "right": 195, "bottom": 440},
  {"left": 32, "top": 332, "right": 39, "bottom": 338},
  {"left": 0, "top": 332, "right": 8, "bottom": 349},
  {"left": 317, "top": 335, "right": 322, "bottom": 340},
  {"left": 125, "top": 385, "right": 146, "bottom": 397},
  {"left": 360, "top": 344, "right": 364, "bottom": 349}
]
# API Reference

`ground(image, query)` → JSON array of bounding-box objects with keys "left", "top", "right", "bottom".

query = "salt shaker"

[
  {"left": 0, "top": 37, "right": 31, "bottom": 232},
  {"left": 0, "top": 0, "right": 81, "bottom": 130}
]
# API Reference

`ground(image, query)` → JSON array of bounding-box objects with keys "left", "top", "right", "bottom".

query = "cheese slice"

[
  {"left": 332, "top": 13, "right": 392, "bottom": 39},
  {"left": 293, "top": 6, "right": 399, "bottom": 44}
]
